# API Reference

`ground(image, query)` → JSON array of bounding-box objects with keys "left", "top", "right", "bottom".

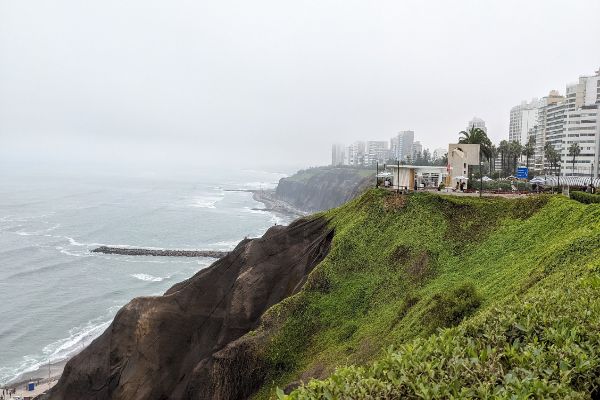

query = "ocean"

[{"left": 0, "top": 168, "right": 292, "bottom": 385}]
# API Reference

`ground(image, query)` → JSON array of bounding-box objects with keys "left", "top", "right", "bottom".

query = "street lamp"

[{"left": 591, "top": 162, "right": 594, "bottom": 186}]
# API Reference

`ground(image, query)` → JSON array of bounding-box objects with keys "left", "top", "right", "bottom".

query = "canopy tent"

[
  {"left": 482, "top": 176, "right": 493, "bottom": 182},
  {"left": 453, "top": 175, "right": 469, "bottom": 180}
]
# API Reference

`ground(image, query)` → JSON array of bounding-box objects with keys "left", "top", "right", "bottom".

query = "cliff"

[
  {"left": 44, "top": 190, "right": 600, "bottom": 399},
  {"left": 44, "top": 217, "right": 333, "bottom": 400},
  {"left": 272, "top": 167, "right": 373, "bottom": 213}
]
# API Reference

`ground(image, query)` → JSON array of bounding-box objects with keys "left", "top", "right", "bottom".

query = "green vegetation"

[
  {"left": 250, "top": 190, "right": 600, "bottom": 399},
  {"left": 285, "top": 166, "right": 374, "bottom": 183},
  {"left": 571, "top": 191, "right": 600, "bottom": 204}
]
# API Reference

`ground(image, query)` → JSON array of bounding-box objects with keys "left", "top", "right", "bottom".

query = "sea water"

[{"left": 0, "top": 168, "right": 292, "bottom": 384}]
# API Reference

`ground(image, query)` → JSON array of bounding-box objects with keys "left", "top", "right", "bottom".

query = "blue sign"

[{"left": 517, "top": 167, "right": 528, "bottom": 179}]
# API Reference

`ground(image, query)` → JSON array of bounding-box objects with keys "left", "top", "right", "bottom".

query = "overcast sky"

[{"left": 1, "top": 0, "right": 599, "bottom": 171}]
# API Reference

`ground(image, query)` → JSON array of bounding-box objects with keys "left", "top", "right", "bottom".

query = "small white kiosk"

[{"left": 385, "top": 165, "right": 447, "bottom": 191}]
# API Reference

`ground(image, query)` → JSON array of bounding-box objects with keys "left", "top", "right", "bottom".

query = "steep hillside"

[
  {"left": 44, "top": 190, "right": 600, "bottom": 399},
  {"left": 44, "top": 218, "right": 333, "bottom": 400},
  {"left": 254, "top": 191, "right": 600, "bottom": 398},
  {"left": 273, "top": 167, "right": 373, "bottom": 213}
]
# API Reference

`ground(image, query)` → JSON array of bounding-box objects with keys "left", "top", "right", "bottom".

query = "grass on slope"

[{"left": 252, "top": 190, "right": 600, "bottom": 399}]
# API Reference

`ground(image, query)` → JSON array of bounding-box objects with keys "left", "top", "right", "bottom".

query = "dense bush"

[
  {"left": 428, "top": 283, "right": 481, "bottom": 329},
  {"left": 283, "top": 262, "right": 600, "bottom": 399},
  {"left": 571, "top": 190, "right": 600, "bottom": 204}
]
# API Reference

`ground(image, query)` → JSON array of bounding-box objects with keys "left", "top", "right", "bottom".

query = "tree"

[
  {"left": 568, "top": 142, "right": 581, "bottom": 176},
  {"left": 508, "top": 141, "right": 523, "bottom": 175},
  {"left": 544, "top": 142, "right": 560, "bottom": 176},
  {"left": 458, "top": 125, "right": 492, "bottom": 195},
  {"left": 522, "top": 136, "right": 535, "bottom": 170}
]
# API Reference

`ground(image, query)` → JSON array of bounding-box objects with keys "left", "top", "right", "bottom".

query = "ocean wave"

[
  {"left": 1, "top": 309, "right": 117, "bottom": 385},
  {"left": 130, "top": 273, "right": 168, "bottom": 282},
  {"left": 190, "top": 193, "right": 224, "bottom": 209},
  {"left": 56, "top": 246, "right": 90, "bottom": 258},
  {"left": 209, "top": 240, "right": 240, "bottom": 250}
]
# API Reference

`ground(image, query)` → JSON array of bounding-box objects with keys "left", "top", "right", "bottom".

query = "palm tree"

[
  {"left": 510, "top": 141, "right": 523, "bottom": 175},
  {"left": 498, "top": 140, "right": 509, "bottom": 175},
  {"left": 544, "top": 142, "right": 559, "bottom": 175},
  {"left": 522, "top": 136, "right": 535, "bottom": 171},
  {"left": 458, "top": 125, "right": 492, "bottom": 195},
  {"left": 568, "top": 142, "right": 581, "bottom": 176}
]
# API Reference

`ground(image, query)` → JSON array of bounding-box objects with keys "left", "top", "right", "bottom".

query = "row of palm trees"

[{"left": 458, "top": 126, "right": 583, "bottom": 178}]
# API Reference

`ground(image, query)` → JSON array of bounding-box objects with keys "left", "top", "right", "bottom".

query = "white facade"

[
  {"left": 466, "top": 117, "right": 487, "bottom": 133},
  {"left": 412, "top": 141, "right": 423, "bottom": 159},
  {"left": 509, "top": 99, "right": 540, "bottom": 144},
  {"left": 447, "top": 143, "right": 480, "bottom": 183},
  {"left": 385, "top": 165, "right": 447, "bottom": 190},
  {"left": 331, "top": 143, "right": 345, "bottom": 166},
  {"left": 390, "top": 130, "right": 414, "bottom": 162},
  {"left": 560, "top": 105, "right": 599, "bottom": 177},
  {"left": 346, "top": 141, "right": 366, "bottom": 166},
  {"left": 533, "top": 91, "right": 564, "bottom": 171},
  {"left": 365, "top": 141, "right": 389, "bottom": 166}
]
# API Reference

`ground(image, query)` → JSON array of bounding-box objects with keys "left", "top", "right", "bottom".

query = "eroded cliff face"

[
  {"left": 274, "top": 168, "right": 372, "bottom": 213},
  {"left": 45, "top": 217, "right": 333, "bottom": 400}
]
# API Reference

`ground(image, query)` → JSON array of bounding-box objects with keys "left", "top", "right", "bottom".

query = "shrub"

[
  {"left": 571, "top": 190, "right": 600, "bottom": 204},
  {"left": 428, "top": 283, "right": 481, "bottom": 329}
]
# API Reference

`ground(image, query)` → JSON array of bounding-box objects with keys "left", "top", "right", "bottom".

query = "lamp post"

[{"left": 591, "top": 162, "right": 594, "bottom": 186}]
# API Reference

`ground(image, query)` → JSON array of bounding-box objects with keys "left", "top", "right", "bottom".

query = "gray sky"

[{"left": 1, "top": 0, "right": 599, "bottom": 171}]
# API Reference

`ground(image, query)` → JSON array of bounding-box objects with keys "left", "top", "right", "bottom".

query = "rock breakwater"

[{"left": 91, "top": 246, "right": 228, "bottom": 258}]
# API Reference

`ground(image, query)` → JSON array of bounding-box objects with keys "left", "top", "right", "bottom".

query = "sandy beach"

[{"left": 2, "top": 359, "right": 66, "bottom": 399}]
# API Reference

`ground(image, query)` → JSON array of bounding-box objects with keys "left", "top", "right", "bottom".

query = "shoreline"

[
  {"left": 250, "top": 189, "right": 307, "bottom": 218},
  {"left": 3, "top": 358, "right": 67, "bottom": 398}
]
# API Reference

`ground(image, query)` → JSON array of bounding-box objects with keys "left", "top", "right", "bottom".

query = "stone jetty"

[{"left": 91, "top": 246, "right": 228, "bottom": 258}]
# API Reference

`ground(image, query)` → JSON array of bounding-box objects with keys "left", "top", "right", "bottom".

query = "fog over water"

[{"left": 1, "top": 0, "right": 600, "bottom": 170}]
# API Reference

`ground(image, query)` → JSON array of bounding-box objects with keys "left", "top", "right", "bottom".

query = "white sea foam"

[
  {"left": 190, "top": 194, "right": 224, "bottom": 209},
  {"left": 56, "top": 246, "right": 90, "bottom": 258},
  {"left": 2, "top": 311, "right": 116, "bottom": 384},
  {"left": 130, "top": 273, "right": 166, "bottom": 282},
  {"left": 210, "top": 240, "right": 240, "bottom": 250}
]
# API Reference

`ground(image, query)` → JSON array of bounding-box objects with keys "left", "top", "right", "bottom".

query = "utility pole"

[
  {"left": 376, "top": 162, "right": 379, "bottom": 188},
  {"left": 397, "top": 160, "right": 400, "bottom": 194}
]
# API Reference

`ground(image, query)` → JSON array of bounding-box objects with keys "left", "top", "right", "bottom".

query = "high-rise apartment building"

[
  {"left": 560, "top": 105, "right": 599, "bottom": 177},
  {"left": 466, "top": 117, "right": 487, "bottom": 133},
  {"left": 365, "top": 141, "right": 389, "bottom": 166},
  {"left": 532, "top": 91, "right": 564, "bottom": 170},
  {"left": 509, "top": 99, "right": 540, "bottom": 144},
  {"left": 346, "top": 141, "right": 366, "bottom": 166},
  {"left": 515, "top": 68, "right": 600, "bottom": 176},
  {"left": 331, "top": 143, "right": 345, "bottom": 166},
  {"left": 390, "top": 131, "right": 414, "bottom": 162},
  {"left": 412, "top": 141, "right": 423, "bottom": 160}
]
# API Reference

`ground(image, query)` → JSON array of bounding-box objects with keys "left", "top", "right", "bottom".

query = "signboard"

[{"left": 517, "top": 167, "right": 528, "bottom": 179}]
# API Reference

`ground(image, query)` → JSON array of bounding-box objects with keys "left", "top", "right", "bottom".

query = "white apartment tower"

[
  {"left": 346, "top": 141, "right": 366, "bottom": 166},
  {"left": 390, "top": 131, "right": 414, "bottom": 162},
  {"left": 466, "top": 117, "right": 487, "bottom": 133},
  {"left": 331, "top": 143, "right": 345, "bottom": 166},
  {"left": 412, "top": 141, "right": 423, "bottom": 160},
  {"left": 509, "top": 99, "right": 540, "bottom": 144},
  {"left": 560, "top": 105, "right": 599, "bottom": 177},
  {"left": 365, "top": 141, "right": 389, "bottom": 166}
]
